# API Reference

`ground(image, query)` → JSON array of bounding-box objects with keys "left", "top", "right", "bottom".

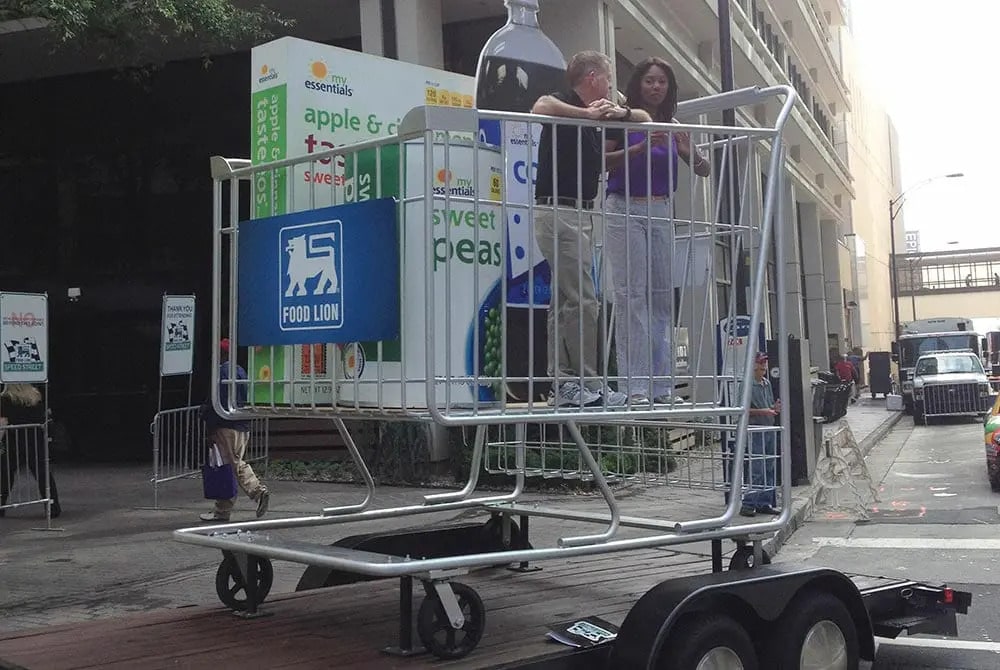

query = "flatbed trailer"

[
  {"left": 493, "top": 569, "right": 971, "bottom": 669},
  {"left": 189, "top": 511, "right": 971, "bottom": 670}
]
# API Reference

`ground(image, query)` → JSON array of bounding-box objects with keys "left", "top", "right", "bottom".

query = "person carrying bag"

[{"left": 202, "top": 442, "right": 238, "bottom": 502}]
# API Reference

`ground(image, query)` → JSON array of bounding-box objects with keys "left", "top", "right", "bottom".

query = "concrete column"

[
  {"left": 821, "top": 220, "right": 846, "bottom": 354},
  {"left": 778, "top": 179, "right": 816, "bottom": 484},
  {"left": 538, "top": 0, "right": 611, "bottom": 63},
  {"left": 798, "top": 205, "right": 829, "bottom": 367},
  {"left": 360, "top": 0, "right": 385, "bottom": 56},
  {"left": 781, "top": 186, "right": 806, "bottom": 341},
  {"left": 394, "top": 0, "right": 443, "bottom": 68}
]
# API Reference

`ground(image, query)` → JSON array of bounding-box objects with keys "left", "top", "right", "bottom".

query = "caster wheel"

[
  {"left": 215, "top": 555, "right": 273, "bottom": 611},
  {"left": 481, "top": 515, "right": 523, "bottom": 550},
  {"left": 417, "top": 582, "right": 486, "bottom": 659},
  {"left": 729, "top": 545, "right": 771, "bottom": 571}
]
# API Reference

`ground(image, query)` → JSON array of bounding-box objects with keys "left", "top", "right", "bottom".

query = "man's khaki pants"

[
  {"left": 533, "top": 206, "right": 601, "bottom": 391},
  {"left": 212, "top": 427, "right": 262, "bottom": 515}
]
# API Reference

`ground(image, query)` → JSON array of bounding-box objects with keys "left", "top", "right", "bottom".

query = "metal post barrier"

[
  {"left": 0, "top": 419, "right": 55, "bottom": 529},
  {"left": 147, "top": 405, "right": 270, "bottom": 508}
]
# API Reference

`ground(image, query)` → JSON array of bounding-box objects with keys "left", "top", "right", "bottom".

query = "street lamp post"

[{"left": 889, "top": 172, "right": 964, "bottom": 339}]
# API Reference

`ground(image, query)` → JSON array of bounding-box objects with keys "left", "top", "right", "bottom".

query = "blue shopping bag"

[{"left": 202, "top": 444, "right": 238, "bottom": 500}]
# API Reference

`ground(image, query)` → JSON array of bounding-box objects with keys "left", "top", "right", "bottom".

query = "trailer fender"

[{"left": 607, "top": 565, "right": 875, "bottom": 668}]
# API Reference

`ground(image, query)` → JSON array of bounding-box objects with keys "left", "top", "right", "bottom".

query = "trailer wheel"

[
  {"left": 417, "top": 582, "right": 485, "bottom": 660},
  {"left": 729, "top": 546, "right": 771, "bottom": 571},
  {"left": 764, "top": 591, "right": 859, "bottom": 669},
  {"left": 215, "top": 556, "right": 273, "bottom": 611},
  {"left": 665, "top": 613, "right": 758, "bottom": 670}
]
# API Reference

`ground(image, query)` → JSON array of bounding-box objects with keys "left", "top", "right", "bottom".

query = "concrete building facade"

[{"left": 0, "top": 0, "right": 901, "bottom": 459}]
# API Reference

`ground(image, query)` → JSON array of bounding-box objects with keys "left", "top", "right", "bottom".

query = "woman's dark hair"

[{"left": 623, "top": 57, "right": 678, "bottom": 121}]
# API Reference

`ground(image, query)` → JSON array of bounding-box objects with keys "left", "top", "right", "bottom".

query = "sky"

[{"left": 849, "top": 1, "right": 995, "bottom": 252}]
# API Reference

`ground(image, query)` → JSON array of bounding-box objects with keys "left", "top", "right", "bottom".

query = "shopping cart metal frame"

[{"left": 175, "top": 84, "right": 798, "bottom": 660}]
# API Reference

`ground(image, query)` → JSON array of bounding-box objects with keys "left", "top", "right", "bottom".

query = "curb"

[{"left": 764, "top": 409, "right": 905, "bottom": 557}]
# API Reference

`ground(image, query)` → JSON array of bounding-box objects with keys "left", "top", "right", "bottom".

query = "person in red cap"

[
  {"left": 199, "top": 338, "right": 269, "bottom": 522},
  {"left": 738, "top": 351, "right": 781, "bottom": 516}
]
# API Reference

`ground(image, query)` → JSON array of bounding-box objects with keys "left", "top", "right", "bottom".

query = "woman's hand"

[{"left": 674, "top": 130, "right": 692, "bottom": 157}]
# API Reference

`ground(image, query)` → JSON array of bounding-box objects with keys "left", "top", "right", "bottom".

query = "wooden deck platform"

[{"left": 0, "top": 548, "right": 712, "bottom": 670}]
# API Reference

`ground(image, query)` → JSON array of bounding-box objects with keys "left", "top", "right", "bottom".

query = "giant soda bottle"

[{"left": 475, "top": 0, "right": 565, "bottom": 401}]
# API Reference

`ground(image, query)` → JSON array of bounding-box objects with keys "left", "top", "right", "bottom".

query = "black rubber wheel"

[
  {"left": 989, "top": 463, "right": 1000, "bottom": 492},
  {"left": 913, "top": 402, "right": 925, "bottom": 425},
  {"left": 763, "top": 590, "right": 860, "bottom": 669},
  {"left": 215, "top": 555, "right": 273, "bottom": 611},
  {"left": 729, "top": 545, "right": 771, "bottom": 571},
  {"left": 661, "top": 613, "right": 758, "bottom": 670},
  {"left": 481, "top": 515, "right": 523, "bottom": 550},
  {"left": 417, "top": 582, "right": 485, "bottom": 660}
]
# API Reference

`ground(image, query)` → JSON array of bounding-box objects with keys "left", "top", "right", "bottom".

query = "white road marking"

[
  {"left": 813, "top": 537, "right": 1000, "bottom": 550},
  {"left": 877, "top": 637, "right": 1000, "bottom": 653}
]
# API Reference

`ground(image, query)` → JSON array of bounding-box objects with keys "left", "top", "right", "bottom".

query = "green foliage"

[{"left": 1, "top": 1, "right": 291, "bottom": 63}]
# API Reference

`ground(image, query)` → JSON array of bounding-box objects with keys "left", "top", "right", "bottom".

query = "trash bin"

[
  {"left": 818, "top": 370, "right": 839, "bottom": 385},
  {"left": 868, "top": 351, "right": 892, "bottom": 398},
  {"left": 821, "top": 382, "right": 851, "bottom": 422},
  {"left": 811, "top": 378, "right": 827, "bottom": 419}
]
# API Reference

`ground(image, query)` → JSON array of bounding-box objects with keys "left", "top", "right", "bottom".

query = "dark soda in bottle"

[{"left": 475, "top": 0, "right": 566, "bottom": 401}]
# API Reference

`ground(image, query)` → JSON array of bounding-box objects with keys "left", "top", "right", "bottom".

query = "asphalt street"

[{"left": 778, "top": 414, "right": 1000, "bottom": 669}]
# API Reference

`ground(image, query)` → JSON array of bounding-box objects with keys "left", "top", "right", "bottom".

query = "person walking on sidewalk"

[
  {"left": 531, "top": 50, "right": 650, "bottom": 407},
  {"left": 199, "top": 339, "right": 269, "bottom": 522},
  {"left": 834, "top": 354, "right": 859, "bottom": 404}
]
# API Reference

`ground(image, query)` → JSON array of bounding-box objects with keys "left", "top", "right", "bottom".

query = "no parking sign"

[{"left": 0, "top": 292, "right": 48, "bottom": 383}]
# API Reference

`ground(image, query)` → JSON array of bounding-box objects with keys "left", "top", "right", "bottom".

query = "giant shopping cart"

[{"left": 174, "top": 84, "right": 797, "bottom": 660}]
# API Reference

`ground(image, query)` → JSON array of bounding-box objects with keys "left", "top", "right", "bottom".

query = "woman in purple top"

[{"left": 604, "top": 58, "right": 710, "bottom": 404}]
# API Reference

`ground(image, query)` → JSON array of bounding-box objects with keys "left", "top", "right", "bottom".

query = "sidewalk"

[
  {"left": 765, "top": 394, "right": 904, "bottom": 555},
  {"left": 0, "top": 397, "right": 902, "bottom": 633}
]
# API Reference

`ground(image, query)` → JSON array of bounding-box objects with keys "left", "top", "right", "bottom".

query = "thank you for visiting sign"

[
  {"left": 237, "top": 198, "right": 399, "bottom": 345},
  {"left": 0, "top": 292, "right": 48, "bottom": 383},
  {"left": 160, "top": 295, "right": 196, "bottom": 376}
]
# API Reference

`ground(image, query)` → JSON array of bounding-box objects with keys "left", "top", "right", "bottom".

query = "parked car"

[
  {"left": 983, "top": 394, "right": 1000, "bottom": 491},
  {"left": 912, "top": 350, "right": 991, "bottom": 425}
]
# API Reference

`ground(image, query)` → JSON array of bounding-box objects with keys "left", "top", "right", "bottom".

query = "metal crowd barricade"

[
  {"left": 0, "top": 419, "right": 54, "bottom": 522},
  {"left": 149, "top": 404, "right": 270, "bottom": 508},
  {"left": 920, "top": 382, "right": 988, "bottom": 422},
  {"left": 175, "top": 85, "right": 797, "bottom": 659}
]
